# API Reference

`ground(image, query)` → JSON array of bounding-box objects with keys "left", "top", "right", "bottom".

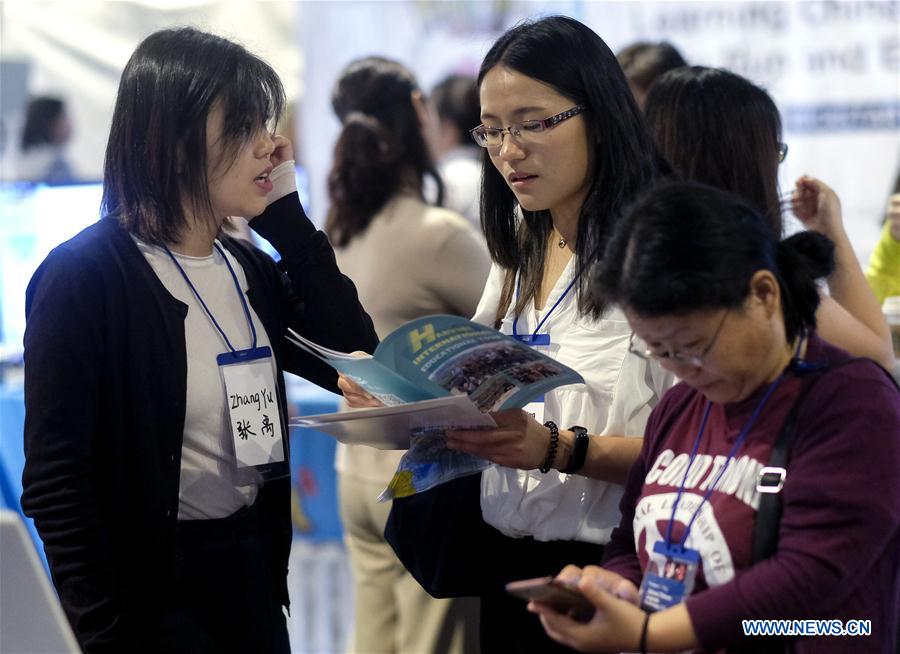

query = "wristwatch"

[{"left": 560, "top": 425, "right": 589, "bottom": 474}]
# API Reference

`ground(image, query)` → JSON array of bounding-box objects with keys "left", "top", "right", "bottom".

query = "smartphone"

[{"left": 505, "top": 576, "right": 595, "bottom": 623}]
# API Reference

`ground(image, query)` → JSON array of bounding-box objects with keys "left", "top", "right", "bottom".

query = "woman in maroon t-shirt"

[{"left": 529, "top": 182, "right": 900, "bottom": 653}]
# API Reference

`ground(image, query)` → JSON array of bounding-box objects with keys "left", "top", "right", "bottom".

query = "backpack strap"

[
  {"left": 750, "top": 363, "right": 826, "bottom": 563},
  {"left": 752, "top": 357, "right": 899, "bottom": 563},
  {"left": 746, "top": 357, "right": 899, "bottom": 654}
]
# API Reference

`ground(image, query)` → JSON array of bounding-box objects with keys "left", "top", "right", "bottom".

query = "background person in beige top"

[{"left": 326, "top": 57, "right": 490, "bottom": 654}]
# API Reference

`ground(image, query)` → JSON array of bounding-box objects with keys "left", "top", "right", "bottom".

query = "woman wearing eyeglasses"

[
  {"left": 426, "top": 15, "right": 673, "bottom": 653},
  {"left": 643, "top": 66, "right": 894, "bottom": 370},
  {"left": 530, "top": 181, "right": 900, "bottom": 653}
]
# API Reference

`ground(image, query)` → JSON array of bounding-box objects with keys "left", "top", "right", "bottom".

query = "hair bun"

[{"left": 776, "top": 231, "right": 835, "bottom": 282}]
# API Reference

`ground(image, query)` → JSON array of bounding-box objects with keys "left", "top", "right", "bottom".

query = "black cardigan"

[{"left": 21, "top": 193, "right": 378, "bottom": 653}]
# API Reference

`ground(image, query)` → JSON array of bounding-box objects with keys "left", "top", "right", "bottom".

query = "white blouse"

[{"left": 473, "top": 261, "right": 674, "bottom": 544}]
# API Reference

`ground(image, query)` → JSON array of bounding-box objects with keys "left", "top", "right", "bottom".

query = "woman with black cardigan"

[{"left": 21, "top": 28, "right": 377, "bottom": 654}]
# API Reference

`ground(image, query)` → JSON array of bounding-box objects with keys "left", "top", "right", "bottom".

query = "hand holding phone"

[{"left": 505, "top": 576, "right": 595, "bottom": 623}]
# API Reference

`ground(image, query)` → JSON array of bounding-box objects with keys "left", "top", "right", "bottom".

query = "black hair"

[
  {"left": 478, "top": 15, "right": 665, "bottom": 322},
  {"left": 616, "top": 42, "right": 688, "bottom": 95},
  {"left": 595, "top": 181, "right": 835, "bottom": 342},
  {"left": 21, "top": 96, "right": 66, "bottom": 150},
  {"left": 431, "top": 74, "right": 481, "bottom": 146},
  {"left": 325, "top": 56, "right": 443, "bottom": 247},
  {"left": 644, "top": 66, "right": 784, "bottom": 235},
  {"left": 101, "top": 27, "right": 285, "bottom": 246}
]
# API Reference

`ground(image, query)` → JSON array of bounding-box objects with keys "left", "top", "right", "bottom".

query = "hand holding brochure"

[
  {"left": 287, "top": 315, "right": 584, "bottom": 499},
  {"left": 292, "top": 395, "right": 496, "bottom": 449}
]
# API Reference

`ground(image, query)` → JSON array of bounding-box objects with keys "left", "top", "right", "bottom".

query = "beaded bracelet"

[{"left": 539, "top": 420, "right": 560, "bottom": 473}]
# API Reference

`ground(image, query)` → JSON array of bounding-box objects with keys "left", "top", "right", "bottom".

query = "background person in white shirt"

[
  {"left": 17, "top": 95, "right": 77, "bottom": 183},
  {"left": 430, "top": 74, "right": 484, "bottom": 227}
]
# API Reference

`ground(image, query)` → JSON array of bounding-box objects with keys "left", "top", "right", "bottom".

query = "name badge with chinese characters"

[
  {"left": 512, "top": 333, "right": 550, "bottom": 424},
  {"left": 164, "top": 242, "right": 290, "bottom": 484},
  {"left": 219, "top": 346, "right": 285, "bottom": 473}
]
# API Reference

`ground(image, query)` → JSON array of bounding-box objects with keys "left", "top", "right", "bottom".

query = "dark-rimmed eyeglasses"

[
  {"left": 469, "top": 105, "right": 587, "bottom": 151},
  {"left": 628, "top": 309, "right": 730, "bottom": 368}
]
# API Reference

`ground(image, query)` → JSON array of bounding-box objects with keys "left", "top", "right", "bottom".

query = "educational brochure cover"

[
  {"left": 288, "top": 314, "right": 584, "bottom": 498},
  {"left": 288, "top": 314, "right": 583, "bottom": 411}
]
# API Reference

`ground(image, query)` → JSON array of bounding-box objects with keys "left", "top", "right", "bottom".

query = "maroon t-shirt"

[{"left": 604, "top": 334, "right": 900, "bottom": 653}]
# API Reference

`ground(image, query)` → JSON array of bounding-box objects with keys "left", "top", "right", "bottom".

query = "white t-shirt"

[
  {"left": 437, "top": 146, "right": 483, "bottom": 228},
  {"left": 473, "top": 261, "right": 674, "bottom": 544},
  {"left": 135, "top": 238, "right": 273, "bottom": 520}
]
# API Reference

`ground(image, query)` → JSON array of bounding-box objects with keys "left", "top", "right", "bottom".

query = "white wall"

[{"left": 0, "top": 1, "right": 301, "bottom": 181}]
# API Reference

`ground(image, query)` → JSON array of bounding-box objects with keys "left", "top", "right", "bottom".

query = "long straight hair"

[
  {"left": 102, "top": 28, "right": 284, "bottom": 245},
  {"left": 477, "top": 16, "right": 665, "bottom": 323},
  {"left": 644, "top": 66, "right": 784, "bottom": 236}
]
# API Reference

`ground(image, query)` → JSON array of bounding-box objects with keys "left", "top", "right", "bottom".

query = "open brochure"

[
  {"left": 292, "top": 395, "right": 496, "bottom": 449},
  {"left": 287, "top": 314, "right": 583, "bottom": 411},
  {"left": 287, "top": 314, "right": 585, "bottom": 499}
]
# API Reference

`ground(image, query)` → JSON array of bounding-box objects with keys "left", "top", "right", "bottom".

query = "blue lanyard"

[
  {"left": 511, "top": 271, "right": 580, "bottom": 340},
  {"left": 163, "top": 242, "right": 257, "bottom": 354},
  {"left": 664, "top": 365, "right": 792, "bottom": 549}
]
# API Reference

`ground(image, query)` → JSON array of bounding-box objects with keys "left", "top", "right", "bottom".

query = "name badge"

[
  {"left": 218, "top": 346, "right": 286, "bottom": 474},
  {"left": 639, "top": 540, "right": 700, "bottom": 612},
  {"left": 513, "top": 334, "right": 551, "bottom": 424}
]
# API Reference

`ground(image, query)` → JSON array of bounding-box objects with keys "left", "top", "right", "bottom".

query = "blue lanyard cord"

[
  {"left": 663, "top": 402, "right": 712, "bottom": 546},
  {"left": 163, "top": 243, "right": 257, "bottom": 354},
  {"left": 511, "top": 271, "right": 580, "bottom": 339},
  {"left": 666, "top": 368, "right": 789, "bottom": 549}
]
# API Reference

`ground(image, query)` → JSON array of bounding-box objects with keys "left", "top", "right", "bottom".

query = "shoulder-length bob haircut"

[
  {"left": 594, "top": 181, "right": 834, "bottom": 343},
  {"left": 478, "top": 15, "right": 665, "bottom": 321},
  {"left": 102, "top": 27, "right": 285, "bottom": 245},
  {"left": 644, "top": 66, "right": 784, "bottom": 236}
]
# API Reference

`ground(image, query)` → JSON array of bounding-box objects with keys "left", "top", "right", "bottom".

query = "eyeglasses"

[
  {"left": 628, "top": 309, "right": 729, "bottom": 368},
  {"left": 469, "top": 105, "right": 587, "bottom": 151},
  {"left": 777, "top": 142, "right": 788, "bottom": 164}
]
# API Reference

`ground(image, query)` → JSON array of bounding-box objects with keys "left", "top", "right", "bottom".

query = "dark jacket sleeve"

[
  {"left": 684, "top": 364, "right": 900, "bottom": 649},
  {"left": 248, "top": 192, "right": 378, "bottom": 392},
  {"left": 21, "top": 246, "right": 141, "bottom": 653}
]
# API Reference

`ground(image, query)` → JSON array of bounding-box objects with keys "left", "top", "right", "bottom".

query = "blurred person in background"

[
  {"left": 326, "top": 56, "right": 489, "bottom": 654},
  {"left": 865, "top": 171, "right": 900, "bottom": 304},
  {"left": 430, "top": 74, "right": 484, "bottom": 227},
  {"left": 21, "top": 28, "right": 376, "bottom": 653},
  {"left": 18, "top": 95, "right": 77, "bottom": 183},
  {"left": 644, "top": 66, "right": 895, "bottom": 370},
  {"left": 616, "top": 42, "right": 687, "bottom": 110}
]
